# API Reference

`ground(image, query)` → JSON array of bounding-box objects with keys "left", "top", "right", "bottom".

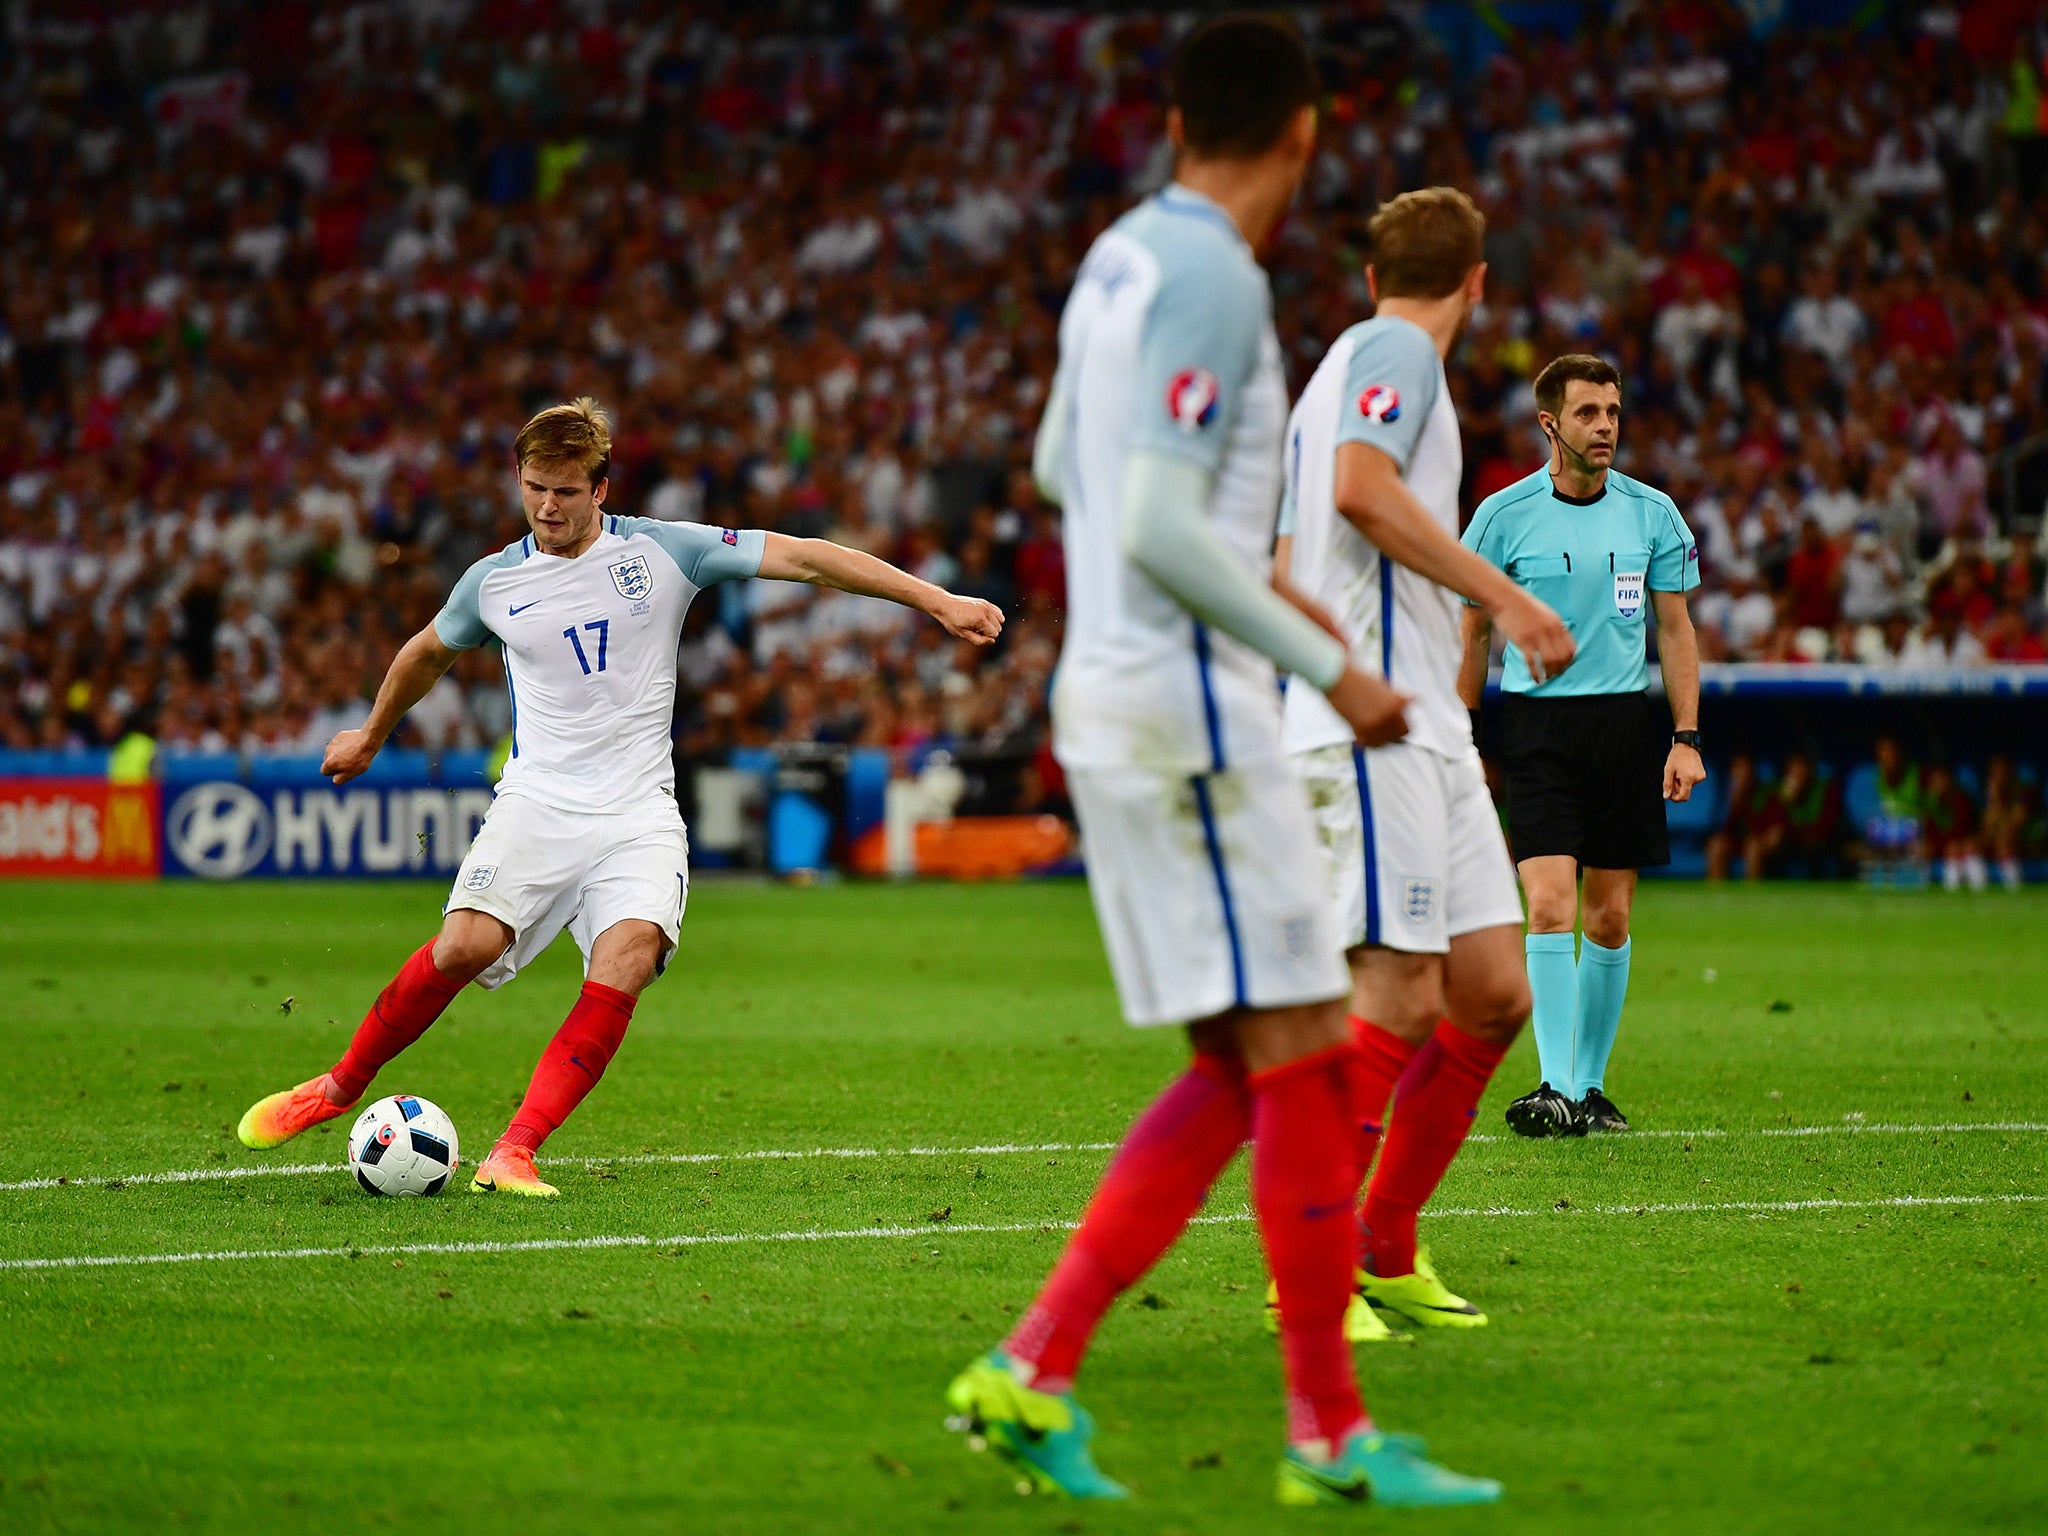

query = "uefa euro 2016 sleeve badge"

[{"left": 608, "top": 555, "right": 654, "bottom": 601}]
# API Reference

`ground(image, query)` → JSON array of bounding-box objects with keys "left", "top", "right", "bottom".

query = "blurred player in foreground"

[
  {"left": 1271, "top": 188, "right": 1575, "bottom": 1338},
  {"left": 237, "top": 399, "right": 1001, "bottom": 1194},
  {"left": 946, "top": 15, "right": 1499, "bottom": 1511},
  {"left": 1460, "top": 356, "right": 1703, "bottom": 1135}
]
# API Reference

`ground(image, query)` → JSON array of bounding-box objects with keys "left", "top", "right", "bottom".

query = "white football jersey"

[
  {"left": 1279, "top": 316, "right": 1470, "bottom": 759},
  {"left": 1047, "top": 184, "right": 1292, "bottom": 773},
  {"left": 435, "top": 515, "right": 765, "bottom": 811}
]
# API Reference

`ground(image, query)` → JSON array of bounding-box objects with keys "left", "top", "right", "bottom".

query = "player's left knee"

[
  {"left": 590, "top": 923, "right": 666, "bottom": 995},
  {"left": 1584, "top": 908, "right": 1631, "bottom": 947}
]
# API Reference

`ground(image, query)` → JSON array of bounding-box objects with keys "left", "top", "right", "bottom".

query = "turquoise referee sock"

[
  {"left": 1525, "top": 933, "right": 1578, "bottom": 1091},
  {"left": 1573, "top": 937, "right": 1632, "bottom": 1098}
]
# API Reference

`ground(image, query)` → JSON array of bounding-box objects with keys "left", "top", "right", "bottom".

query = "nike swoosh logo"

[{"left": 509, "top": 602, "right": 539, "bottom": 615}]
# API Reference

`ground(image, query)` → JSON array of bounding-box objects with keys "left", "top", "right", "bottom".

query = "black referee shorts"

[{"left": 1501, "top": 691, "right": 1670, "bottom": 870}]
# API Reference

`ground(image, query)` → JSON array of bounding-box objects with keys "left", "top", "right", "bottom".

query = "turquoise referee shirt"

[{"left": 1462, "top": 467, "right": 1700, "bottom": 696}]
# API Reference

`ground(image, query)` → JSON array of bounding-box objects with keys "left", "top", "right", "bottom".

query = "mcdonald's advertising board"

[{"left": 0, "top": 779, "right": 161, "bottom": 879}]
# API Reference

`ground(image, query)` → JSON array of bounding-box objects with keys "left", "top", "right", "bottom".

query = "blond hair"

[
  {"left": 514, "top": 396, "right": 612, "bottom": 486},
  {"left": 1367, "top": 188, "right": 1486, "bottom": 301}
]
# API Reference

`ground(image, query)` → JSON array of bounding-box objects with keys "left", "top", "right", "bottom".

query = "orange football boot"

[
  {"left": 468, "top": 1143, "right": 560, "bottom": 1198},
  {"left": 237, "top": 1075, "right": 358, "bottom": 1150}
]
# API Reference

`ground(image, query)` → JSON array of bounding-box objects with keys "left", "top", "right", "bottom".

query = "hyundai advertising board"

[{"left": 161, "top": 779, "right": 496, "bottom": 881}]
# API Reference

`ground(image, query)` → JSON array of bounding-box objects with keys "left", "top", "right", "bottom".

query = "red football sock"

[
  {"left": 329, "top": 941, "right": 467, "bottom": 1101},
  {"left": 1251, "top": 1044, "right": 1370, "bottom": 1450},
  {"left": 1349, "top": 1015, "right": 1419, "bottom": 1184},
  {"left": 1004, "top": 1053, "right": 1248, "bottom": 1392},
  {"left": 498, "top": 981, "right": 638, "bottom": 1153},
  {"left": 1362, "top": 1020, "right": 1508, "bottom": 1279}
]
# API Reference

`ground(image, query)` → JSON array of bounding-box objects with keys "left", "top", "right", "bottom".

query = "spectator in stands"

[
  {"left": 1902, "top": 608, "right": 1989, "bottom": 668},
  {"left": 1694, "top": 561, "right": 1780, "bottom": 660},
  {"left": 1782, "top": 263, "right": 1865, "bottom": 381},
  {"left": 1981, "top": 602, "right": 2048, "bottom": 661},
  {"left": 1839, "top": 524, "right": 1907, "bottom": 628},
  {"left": 1913, "top": 418, "right": 1991, "bottom": 553},
  {"left": 1797, "top": 452, "right": 1865, "bottom": 539},
  {"left": 2, "top": 2, "right": 2046, "bottom": 791},
  {"left": 1783, "top": 518, "right": 1844, "bottom": 633}
]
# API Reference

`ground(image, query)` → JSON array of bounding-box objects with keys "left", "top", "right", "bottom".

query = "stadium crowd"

[{"left": 1, "top": 0, "right": 2046, "bottom": 800}]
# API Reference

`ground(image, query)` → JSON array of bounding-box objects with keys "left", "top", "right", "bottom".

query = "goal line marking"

[
  {"left": 3, "top": 1122, "right": 2042, "bottom": 1196},
  {"left": 3, "top": 1191, "right": 2040, "bottom": 1274}
]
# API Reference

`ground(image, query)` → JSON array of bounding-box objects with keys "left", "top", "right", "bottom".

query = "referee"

[{"left": 1458, "top": 354, "right": 1705, "bottom": 1136}]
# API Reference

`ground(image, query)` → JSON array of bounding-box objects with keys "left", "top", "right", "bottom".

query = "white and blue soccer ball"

[{"left": 347, "top": 1094, "right": 460, "bottom": 1197}]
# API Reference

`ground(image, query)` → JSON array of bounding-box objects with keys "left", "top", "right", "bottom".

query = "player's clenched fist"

[
  {"left": 321, "top": 728, "right": 380, "bottom": 785},
  {"left": 1326, "top": 664, "right": 1410, "bottom": 748},
  {"left": 933, "top": 594, "right": 1005, "bottom": 645},
  {"left": 1494, "top": 589, "right": 1576, "bottom": 683}
]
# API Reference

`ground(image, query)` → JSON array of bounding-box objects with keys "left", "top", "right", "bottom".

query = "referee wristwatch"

[{"left": 1671, "top": 730, "right": 1703, "bottom": 750}]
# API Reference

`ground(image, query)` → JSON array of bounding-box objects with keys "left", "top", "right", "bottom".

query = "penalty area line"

[
  {"left": 4, "top": 1121, "right": 2044, "bottom": 1197},
  {"left": 4, "top": 1193, "right": 2041, "bottom": 1274}
]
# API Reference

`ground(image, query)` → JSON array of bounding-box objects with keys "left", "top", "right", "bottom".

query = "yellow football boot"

[
  {"left": 1264, "top": 1273, "right": 1411, "bottom": 1343},
  {"left": 1358, "top": 1244, "right": 1487, "bottom": 1329}
]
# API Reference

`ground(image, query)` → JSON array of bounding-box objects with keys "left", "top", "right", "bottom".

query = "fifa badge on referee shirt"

[{"left": 1614, "top": 569, "right": 1646, "bottom": 619}]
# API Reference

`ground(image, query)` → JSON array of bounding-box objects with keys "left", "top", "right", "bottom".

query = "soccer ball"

[{"left": 347, "top": 1094, "right": 460, "bottom": 1197}]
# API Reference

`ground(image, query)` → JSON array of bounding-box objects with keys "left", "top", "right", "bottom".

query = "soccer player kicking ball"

[
  {"left": 1270, "top": 188, "right": 1577, "bottom": 1339},
  {"left": 237, "top": 398, "right": 1001, "bottom": 1195},
  {"left": 947, "top": 16, "right": 1498, "bottom": 1512},
  {"left": 1461, "top": 356, "right": 1704, "bottom": 1136}
]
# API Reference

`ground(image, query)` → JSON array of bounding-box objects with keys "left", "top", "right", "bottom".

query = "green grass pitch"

[{"left": 2, "top": 879, "right": 2043, "bottom": 1535}]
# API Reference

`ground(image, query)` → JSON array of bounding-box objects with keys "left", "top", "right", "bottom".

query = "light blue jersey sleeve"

[
  {"left": 622, "top": 517, "right": 768, "bottom": 586},
  {"left": 1645, "top": 491, "right": 1702, "bottom": 592},
  {"left": 1335, "top": 320, "right": 1440, "bottom": 472},
  {"left": 433, "top": 544, "right": 528, "bottom": 650},
  {"left": 1128, "top": 244, "right": 1267, "bottom": 474}
]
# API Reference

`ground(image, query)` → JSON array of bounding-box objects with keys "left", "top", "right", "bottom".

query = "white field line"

[
  {"left": 0, "top": 1141, "right": 1122, "bottom": 1194},
  {"left": 4, "top": 1192, "right": 2041, "bottom": 1275},
  {"left": 4, "top": 1120, "right": 2043, "bottom": 1197}
]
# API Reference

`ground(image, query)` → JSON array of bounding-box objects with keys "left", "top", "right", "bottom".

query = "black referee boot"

[
  {"left": 1578, "top": 1088, "right": 1629, "bottom": 1132},
  {"left": 1504, "top": 1083, "right": 1588, "bottom": 1139}
]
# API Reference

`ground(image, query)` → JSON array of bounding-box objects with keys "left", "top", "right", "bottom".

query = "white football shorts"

[
  {"left": 1067, "top": 758, "right": 1349, "bottom": 1028},
  {"left": 446, "top": 790, "right": 689, "bottom": 990},
  {"left": 1296, "top": 740, "right": 1522, "bottom": 956}
]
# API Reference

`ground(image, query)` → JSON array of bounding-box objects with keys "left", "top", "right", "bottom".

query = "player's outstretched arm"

[
  {"left": 1121, "top": 449, "right": 1408, "bottom": 746},
  {"left": 1335, "top": 441, "right": 1576, "bottom": 683},
  {"left": 321, "top": 623, "right": 464, "bottom": 784},
  {"left": 756, "top": 533, "right": 1004, "bottom": 645}
]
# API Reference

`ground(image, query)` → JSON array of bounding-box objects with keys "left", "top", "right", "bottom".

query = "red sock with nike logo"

[
  {"left": 1361, "top": 1020, "right": 1507, "bottom": 1278},
  {"left": 499, "top": 981, "right": 637, "bottom": 1153},
  {"left": 1349, "top": 1015, "right": 1419, "bottom": 1185},
  {"left": 1250, "top": 1044, "right": 1370, "bottom": 1451}
]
